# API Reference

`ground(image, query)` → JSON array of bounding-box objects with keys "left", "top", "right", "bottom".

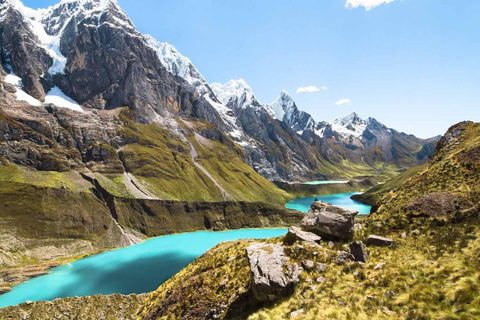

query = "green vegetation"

[
  {"left": 0, "top": 164, "right": 91, "bottom": 192},
  {"left": 0, "top": 293, "right": 147, "bottom": 319},
  {"left": 116, "top": 110, "right": 291, "bottom": 203},
  {"left": 137, "top": 122, "right": 480, "bottom": 320},
  {"left": 137, "top": 227, "right": 480, "bottom": 319},
  {"left": 191, "top": 134, "right": 290, "bottom": 203},
  {"left": 368, "top": 122, "right": 480, "bottom": 229},
  {"left": 351, "top": 163, "right": 428, "bottom": 206}
]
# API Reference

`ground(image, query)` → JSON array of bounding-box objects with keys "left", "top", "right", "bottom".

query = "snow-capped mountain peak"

[
  {"left": 210, "top": 79, "right": 255, "bottom": 107},
  {"left": 316, "top": 112, "right": 368, "bottom": 138},
  {"left": 333, "top": 111, "right": 364, "bottom": 126},
  {"left": 40, "top": 0, "right": 133, "bottom": 36},
  {"left": 267, "top": 90, "right": 294, "bottom": 120},
  {"left": 1, "top": 0, "right": 135, "bottom": 76},
  {"left": 265, "top": 90, "right": 316, "bottom": 132},
  {"left": 144, "top": 34, "right": 210, "bottom": 95}
]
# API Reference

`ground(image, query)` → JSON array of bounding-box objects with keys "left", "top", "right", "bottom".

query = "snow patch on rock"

[{"left": 45, "top": 87, "right": 84, "bottom": 113}]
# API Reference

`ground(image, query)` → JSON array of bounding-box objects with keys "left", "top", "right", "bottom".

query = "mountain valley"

[{"left": 0, "top": 0, "right": 477, "bottom": 319}]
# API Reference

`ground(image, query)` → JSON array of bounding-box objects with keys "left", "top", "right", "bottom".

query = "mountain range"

[
  {"left": 1, "top": 1, "right": 478, "bottom": 318},
  {"left": 0, "top": 0, "right": 439, "bottom": 188}
]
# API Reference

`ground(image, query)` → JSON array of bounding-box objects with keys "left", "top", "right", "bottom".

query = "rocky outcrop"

[
  {"left": 114, "top": 198, "right": 304, "bottom": 237},
  {"left": 246, "top": 243, "right": 301, "bottom": 302},
  {"left": 349, "top": 241, "right": 368, "bottom": 263},
  {"left": 0, "top": 5, "right": 52, "bottom": 100},
  {"left": 366, "top": 235, "right": 396, "bottom": 247},
  {"left": 335, "top": 250, "right": 354, "bottom": 265},
  {"left": 404, "top": 192, "right": 468, "bottom": 218},
  {"left": 301, "top": 201, "right": 358, "bottom": 240},
  {"left": 285, "top": 226, "right": 321, "bottom": 244}
]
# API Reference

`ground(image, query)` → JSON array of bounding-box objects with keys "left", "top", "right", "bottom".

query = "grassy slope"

[
  {"left": 0, "top": 293, "right": 147, "bottom": 319},
  {"left": 351, "top": 163, "right": 428, "bottom": 206},
  {"left": 137, "top": 122, "right": 480, "bottom": 320},
  {"left": 115, "top": 111, "right": 291, "bottom": 204},
  {"left": 138, "top": 231, "right": 480, "bottom": 319},
  {"left": 367, "top": 122, "right": 480, "bottom": 229}
]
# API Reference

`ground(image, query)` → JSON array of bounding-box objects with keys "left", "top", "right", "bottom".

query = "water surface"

[
  {"left": 301, "top": 180, "right": 349, "bottom": 185},
  {"left": 0, "top": 228, "right": 287, "bottom": 308},
  {"left": 286, "top": 192, "right": 371, "bottom": 214}
]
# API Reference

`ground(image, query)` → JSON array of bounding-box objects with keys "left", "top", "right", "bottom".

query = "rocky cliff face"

[{"left": 0, "top": 0, "right": 223, "bottom": 127}]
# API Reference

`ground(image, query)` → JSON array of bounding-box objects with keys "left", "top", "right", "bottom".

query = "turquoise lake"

[
  {"left": 301, "top": 180, "right": 349, "bottom": 185},
  {"left": 0, "top": 229, "right": 287, "bottom": 308},
  {"left": 0, "top": 192, "right": 370, "bottom": 308},
  {"left": 286, "top": 192, "right": 371, "bottom": 214}
]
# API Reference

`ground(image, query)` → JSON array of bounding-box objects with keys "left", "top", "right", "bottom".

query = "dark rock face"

[
  {"left": 366, "top": 235, "right": 396, "bottom": 247},
  {"left": 301, "top": 201, "right": 358, "bottom": 240},
  {"left": 0, "top": 5, "right": 52, "bottom": 100},
  {"left": 0, "top": 0, "right": 224, "bottom": 128},
  {"left": 114, "top": 198, "right": 304, "bottom": 237},
  {"left": 234, "top": 104, "right": 324, "bottom": 182},
  {"left": 53, "top": 5, "right": 220, "bottom": 126},
  {"left": 349, "top": 241, "right": 368, "bottom": 263}
]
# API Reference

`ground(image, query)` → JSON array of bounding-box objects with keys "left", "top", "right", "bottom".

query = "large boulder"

[
  {"left": 246, "top": 243, "right": 297, "bottom": 302},
  {"left": 349, "top": 241, "right": 368, "bottom": 263},
  {"left": 301, "top": 201, "right": 358, "bottom": 240},
  {"left": 285, "top": 226, "right": 321, "bottom": 244}
]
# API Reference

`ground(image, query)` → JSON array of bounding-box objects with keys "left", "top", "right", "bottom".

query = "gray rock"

[
  {"left": 335, "top": 250, "right": 354, "bottom": 265},
  {"left": 384, "top": 290, "right": 396, "bottom": 298},
  {"left": 301, "top": 201, "right": 358, "bottom": 240},
  {"left": 354, "top": 223, "right": 363, "bottom": 232},
  {"left": 316, "top": 262, "right": 327, "bottom": 273},
  {"left": 349, "top": 241, "right": 368, "bottom": 263},
  {"left": 285, "top": 226, "right": 321, "bottom": 244},
  {"left": 316, "top": 276, "right": 325, "bottom": 284},
  {"left": 246, "top": 243, "right": 293, "bottom": 302},
  {"left": 401, "top": 232, "right": 407, "bottom": 239},
  {"left": 286, "top": 262, "right": 304, "bottom": 284},
  {"left": 302, "top": 260, "right": 315, "bottom": 270},
  {"left": 366, "top": 235, "right": 396, "bottom": 247},
  {"left": 328, "top": 241, "right": 335, "bottom": 249}
]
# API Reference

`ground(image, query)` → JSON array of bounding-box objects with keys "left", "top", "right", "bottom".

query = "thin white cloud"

[
  {"left": 297, "top": 86, "right": 320, "bottom": 93},
  {"left": 335, "top": 99, "right": 352, "bottom": 106},
  {"left": 345, "top": 0, "right": 396, "bottom": 11},
  {"left": 296, "top": 86, "right": 327, "bottom": 93}
]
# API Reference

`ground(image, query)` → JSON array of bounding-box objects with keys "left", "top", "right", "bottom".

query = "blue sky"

[{"left": 25, "top": 0, "right": 480, "bottom": 138}]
